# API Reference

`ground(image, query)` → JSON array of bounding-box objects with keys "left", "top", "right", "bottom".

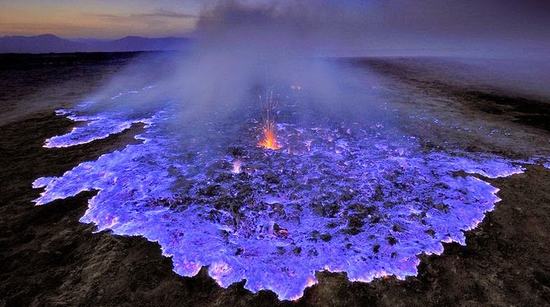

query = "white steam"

[{"left": 82, "top": 0, "right": 383, "bottom": 129}]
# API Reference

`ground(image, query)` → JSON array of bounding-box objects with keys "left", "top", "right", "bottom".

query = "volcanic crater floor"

[{"left": 2, "top": 56, "right": 550, "bottom": 306}]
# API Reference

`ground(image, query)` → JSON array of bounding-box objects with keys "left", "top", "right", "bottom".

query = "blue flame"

[{"left": 33, "top": 101, "right": 547, "bottom": 300}]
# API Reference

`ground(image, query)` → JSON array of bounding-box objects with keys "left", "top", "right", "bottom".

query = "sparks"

[{"left": 258, "top": 90, "right": 281, "bottom": 150}]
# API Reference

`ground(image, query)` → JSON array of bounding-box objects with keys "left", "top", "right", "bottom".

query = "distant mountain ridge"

[{"left": 0, "top": 34, "right": 191, "bottom": 54}]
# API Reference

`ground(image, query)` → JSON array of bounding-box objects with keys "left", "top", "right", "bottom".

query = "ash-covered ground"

[{"left": 1, "top": 53, "right": 550, "bottom": 306}]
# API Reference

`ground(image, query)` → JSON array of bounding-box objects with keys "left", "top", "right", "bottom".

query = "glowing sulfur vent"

[{"left": 258, "top": 120, "right": 281, "bottom": 150}]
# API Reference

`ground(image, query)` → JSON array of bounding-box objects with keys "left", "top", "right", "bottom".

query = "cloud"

[
  {"left": 77, "top": 9, "right": 198, "bottom": 37},
  {"left": 136, "top": 9, "right": 199, "bottom": 19},
  {"left": 90, "top": 9, "right": 199, "bottom": 22}
]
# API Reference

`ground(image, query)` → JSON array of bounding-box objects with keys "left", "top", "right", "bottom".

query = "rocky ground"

[{"left": 1, "top": 55, "right": 550, "bottom": 306}]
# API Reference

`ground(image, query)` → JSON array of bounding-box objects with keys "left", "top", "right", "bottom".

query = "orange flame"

[
  {"left": 257, "top": 89, "right": 281, "bottom": 150},
  {"left": 258, "top": 120, "right": 281, "bottom": 150}
]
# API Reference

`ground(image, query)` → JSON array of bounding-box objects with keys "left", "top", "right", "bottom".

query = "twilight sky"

[
  {"left": 0, "top": 0, "right": 203, "bottom": 38},
  {"left": 1, "top": 0, "right": 549, "bottom": 55}
]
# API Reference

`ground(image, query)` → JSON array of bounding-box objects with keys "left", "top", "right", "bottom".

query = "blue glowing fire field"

[{"left": 32, "top": 86, "right": 549, "bottom": 301}]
